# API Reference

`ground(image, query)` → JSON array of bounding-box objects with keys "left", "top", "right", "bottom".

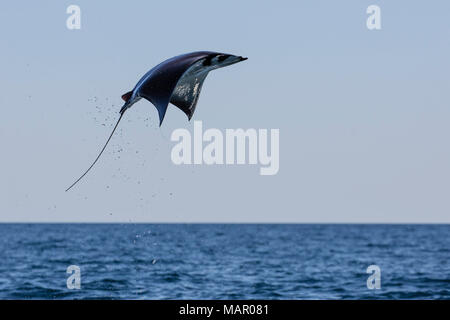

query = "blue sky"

[{"left": 1, "top": 1, "right": 450, "bottom": 222}]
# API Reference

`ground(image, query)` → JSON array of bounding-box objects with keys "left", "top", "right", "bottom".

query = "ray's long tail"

[{"left": 65, "top": 111, "right": 125, "bottom": 192}]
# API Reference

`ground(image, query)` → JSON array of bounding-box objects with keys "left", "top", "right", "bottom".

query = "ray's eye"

[{"left": 218, "top": 55, "right": 228, "bottom": 62}]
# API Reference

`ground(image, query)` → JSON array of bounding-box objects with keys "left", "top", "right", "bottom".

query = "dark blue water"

[{"left": 0, "top": 224, "right": 448, "bottom": 299}]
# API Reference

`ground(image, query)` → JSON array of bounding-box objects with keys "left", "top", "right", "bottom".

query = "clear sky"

[{"left": 1, "top": 1, "right": 450, "bottom": 222}]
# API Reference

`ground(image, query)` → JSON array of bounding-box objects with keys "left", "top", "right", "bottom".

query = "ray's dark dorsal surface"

[{"left": 65, "top": 51, "right": 247, "bottom": 192}]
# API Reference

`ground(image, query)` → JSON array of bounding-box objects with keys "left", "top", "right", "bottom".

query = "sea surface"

[{"left": 0, "top": 224, "right": 448, "bottom": 299}]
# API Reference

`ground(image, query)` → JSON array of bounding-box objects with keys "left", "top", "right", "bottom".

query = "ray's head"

[{"left": 202, "top": 53, "right": 248, "bottom": 69}]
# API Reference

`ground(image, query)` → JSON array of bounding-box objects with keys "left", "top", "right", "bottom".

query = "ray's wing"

[
  {"left": 170, "top": 70, "right": 209, "bottom": 120},
  {"left": 136, "top": 52, "right": 216, "bottom": 126}
]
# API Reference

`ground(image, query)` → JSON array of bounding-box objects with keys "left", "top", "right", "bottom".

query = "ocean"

[{"left": 0, "top": 224, "right": 448, "bottom": 299}]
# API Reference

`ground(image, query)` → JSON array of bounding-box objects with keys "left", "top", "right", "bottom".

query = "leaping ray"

[{"left": 65, "top": 51, "right": 247, "bottom": 191}]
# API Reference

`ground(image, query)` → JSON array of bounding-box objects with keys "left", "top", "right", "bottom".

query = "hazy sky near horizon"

[{"left": 1, "top": 1, "right": 450, "bottom": 222}]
